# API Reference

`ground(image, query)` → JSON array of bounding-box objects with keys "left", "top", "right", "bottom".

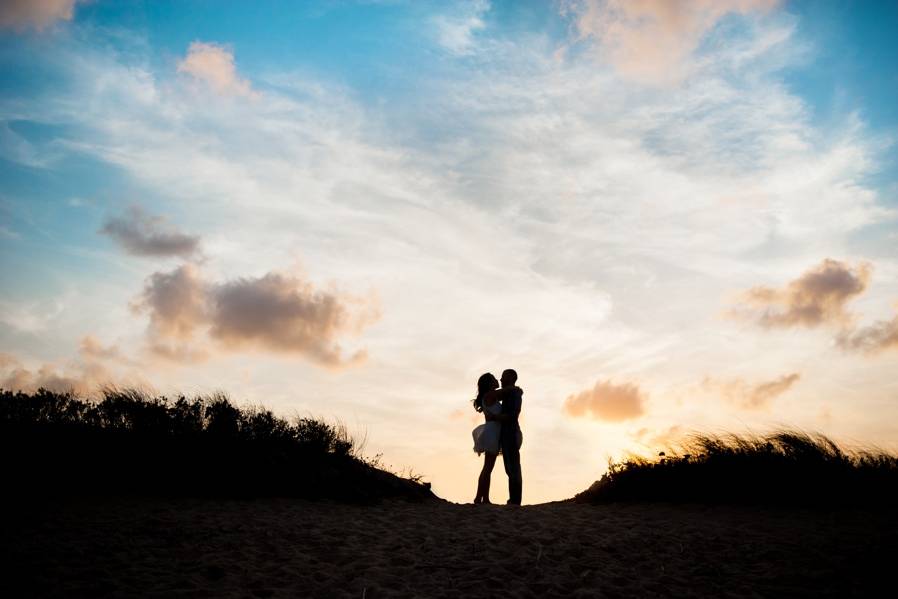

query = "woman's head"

[
  {"left": 478, "top": 372, "right": 499, "bottom": 394},
  {"left": 473, "top": 372, "right": 498, "bottom": 412}
]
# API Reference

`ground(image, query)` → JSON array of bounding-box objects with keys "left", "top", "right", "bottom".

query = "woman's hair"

[{"left": 472, "top": 373, "right": 497, "bottom": 412}]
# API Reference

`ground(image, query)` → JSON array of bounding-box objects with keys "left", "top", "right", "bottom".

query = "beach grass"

[{"left": 575, "top": 430, "right": 898, "bottom": 505}]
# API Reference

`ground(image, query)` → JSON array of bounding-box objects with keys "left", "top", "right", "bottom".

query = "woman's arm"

[
  {"left": 483, "top": 389, "right": 499, "bottom": 421},
  {"left": 482, "top": 389, "right": 504, "bottom": 421},
  {"left": 485, "top": 387, "right": 522, "bottom": 421}
]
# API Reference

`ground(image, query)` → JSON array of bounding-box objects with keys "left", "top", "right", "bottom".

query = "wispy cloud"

[
  {"left": 731, "top": 259, "right": 871, "bottom": 328},
  {"left": 0, "top": 122, "right": 53, "bottom": 167},
  {"left": 563, "top": 0, "right": 779, "bottom": 84},
  {"left": 702, "top": 372, "right": 801, "bottom": 409},
  {"left": 563, "top": 380, "right": 646, "bottom": 422},
  {"left": 632, "top": 425, "right": 686, "bottom": 449},
  {"left": 837, "top": 308, "right": 898, "bottom": 355},
  {"left": 79, "top": 335, "right": 123, "bottom": 361},
  {"left": 0, "top": 0, "right": 79, "bottom": 32},
  {"left": 101, "top": 205, "right": 201, "bottom": 259},
  {"left": 177, "top": 41, "right": 257, "bottom": 97},
  {"left": 433, "top": 0, "right": 489, "bottom": 56},
  {"left": 0, "top": 297, "right": 66, "bottom": 333}
]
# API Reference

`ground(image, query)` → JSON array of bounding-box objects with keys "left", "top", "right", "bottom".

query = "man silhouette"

[{"left": 496, "top": 368, "right": 523, "bottom": 505}]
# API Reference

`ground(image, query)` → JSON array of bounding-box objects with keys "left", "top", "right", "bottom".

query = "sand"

[{"left": 3, "top": 496, "right": 895, "bottom": 598}]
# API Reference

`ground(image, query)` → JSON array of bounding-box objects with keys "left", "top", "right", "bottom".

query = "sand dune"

[{"left": 4, "top": 497, "right": 896, "bottom": 597}]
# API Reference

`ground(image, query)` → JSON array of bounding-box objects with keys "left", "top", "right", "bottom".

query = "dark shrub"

[{"left": 0, "top": 387, "right": 433, "bottom": 504}]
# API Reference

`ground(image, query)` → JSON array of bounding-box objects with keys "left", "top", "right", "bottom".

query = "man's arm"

[{"left": 490, "top": 387, "right": 522, "bottom": 422}]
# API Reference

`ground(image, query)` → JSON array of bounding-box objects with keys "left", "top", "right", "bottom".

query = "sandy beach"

[{"left": 4, "top": 497, "right": 895, "bottom": 598}]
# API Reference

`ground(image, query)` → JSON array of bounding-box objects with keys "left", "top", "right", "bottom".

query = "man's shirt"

[{"left": 499, "top": 386, "right": 522, "bottom": 431}]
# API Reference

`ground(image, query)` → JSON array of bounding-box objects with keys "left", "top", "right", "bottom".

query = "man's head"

[{"left": 500, "top": 369, "right": 517, "bottom": 388}]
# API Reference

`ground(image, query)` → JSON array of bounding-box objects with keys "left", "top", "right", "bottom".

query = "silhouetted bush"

[
  {"left": 0, "top": 388, "right": 434, "bottom": 503},
  {"left": 574, "top": 431, "right": 898, "bottom": 506}
]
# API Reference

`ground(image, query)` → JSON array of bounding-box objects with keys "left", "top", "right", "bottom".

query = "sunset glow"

[{"left": 1, "top": 0, "right": 897, "bottom": 504}]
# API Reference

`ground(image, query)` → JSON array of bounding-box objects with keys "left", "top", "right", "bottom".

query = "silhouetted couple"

[{"left": 472, "top": 369, "right": 523, "bottom": 505}]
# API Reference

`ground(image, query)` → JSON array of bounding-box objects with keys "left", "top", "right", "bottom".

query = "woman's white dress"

[
  {"left": 472, "top": 401, "right": 522, "bottom": 455},
  {"left": 472, "top": 402, "right": 502, "bottom": 455}
]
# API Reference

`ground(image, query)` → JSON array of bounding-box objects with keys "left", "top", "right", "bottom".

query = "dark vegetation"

[
  {"left": 576, "top": 431, "right": 898, "bottom": 506},
  {"left": 1, "top": 388, "right": 435, "bottom": 503}
]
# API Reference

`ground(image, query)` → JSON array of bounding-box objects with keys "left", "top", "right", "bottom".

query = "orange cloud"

[
  {"left": 177, "top": 41, "right": 256, "bottom": 97},
  {"left": 0, "top": 352, "right": 19, "bottom": 370},
  {"left": 79, "top": 335, "right": 122, "bottom": 361},
  {"left": 133, "top": 265, "right": 379, "bottom": 368},
  {"left": 703, "top": 372, "right": 800, "bottom": 409},
  {"left": 565, "top": 0, "right": 779, "bottom": 84},
  {"left": 1, "top": 340, "right": 150, "bottom": 395},
  {"left": 133, "top": 264, "right": 208, "bottom": 340},
  {"left": 145, "top": 341, "right": 211, "bottom": 364},
  {"left": 0, "top": 0, "right": 78, "bottom": 31},
  {"left": 732, "top": 259, "right": 870, "bottom": 329},
  {"left": 563, "top": 379, "right": 646, "bottom": 422},
  {"left": 0, "top": 356, "right": 112, "bottom": 395}
]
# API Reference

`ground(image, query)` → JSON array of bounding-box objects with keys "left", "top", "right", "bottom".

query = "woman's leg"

[{"left": 476, "top": 452, "right": 498, "bottom": 504}]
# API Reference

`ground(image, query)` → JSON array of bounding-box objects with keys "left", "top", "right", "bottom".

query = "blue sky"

[{"left": 1, "top": 0, "right": 897, "bottom": 503}]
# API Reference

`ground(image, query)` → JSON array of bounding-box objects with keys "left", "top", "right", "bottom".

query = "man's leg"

[{"left": 502, "top": 441, "right": 522, "bottom": 505}]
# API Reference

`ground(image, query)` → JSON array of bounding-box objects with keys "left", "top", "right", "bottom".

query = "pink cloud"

[
  {"left": 177, "top": 41, "right": 256, "bottom": 97},
  {"left": 565, "top": 0, "right": 779, "bottom": 84}
]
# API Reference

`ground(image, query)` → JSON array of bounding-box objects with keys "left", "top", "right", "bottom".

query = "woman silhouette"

[{"left": 471, "top": 373, "right": 503, "bottom": 504}]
